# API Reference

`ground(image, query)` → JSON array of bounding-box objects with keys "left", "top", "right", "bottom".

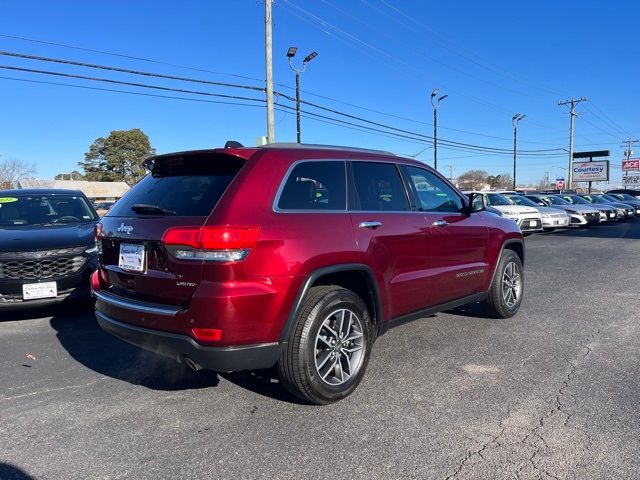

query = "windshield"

[
  {"left": 561, "top": 195, "right": 589, "bottom": 205},
  {"left": 485, "top": 193, "right": 512, "bottom": 206},
  {"left": 616, "top": 193, "right": 638, "bottom": 201},
  {"left": 582, "top": 195, "right": 607, "bottom": 204},
  {"left": 601, "top": 194, "right": 620, "bottom": 202},
  {"left": 0, "top": 194, "right": 97, "bottom": 227},
  {"left": 543, "top": 195, "right": 570, "bottom": 205},
  {"left": 506, "top": 195, "right": 538, "bottom": 207}
]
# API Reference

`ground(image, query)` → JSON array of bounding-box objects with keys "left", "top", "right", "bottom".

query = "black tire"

[
  {"left": 277, "top": 286, "right": 374, "bottom": 405},
  {"left": 481, "top": 249, "right": 524, "bottom": 319}
]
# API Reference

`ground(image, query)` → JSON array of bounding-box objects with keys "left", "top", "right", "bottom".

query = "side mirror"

[{"left": 468, "top": 193, "right": 486, "bottom": 213}]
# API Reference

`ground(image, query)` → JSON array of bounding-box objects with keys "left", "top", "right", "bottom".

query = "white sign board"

[
  {"left": 622, "top": 175, "right": 640, "bottom": 186},
  {"left": 572, "top": 161, "right": 609, "bottom": 182}
]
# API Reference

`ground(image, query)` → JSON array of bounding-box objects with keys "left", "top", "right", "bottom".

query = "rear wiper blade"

[{"left": 131, "top": 204, "right": 175, "bottom": 215}]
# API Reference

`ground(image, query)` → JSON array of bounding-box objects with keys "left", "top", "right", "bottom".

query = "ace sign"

[{"left": 622, "top": 159, "right": 640, "bottom": 171}]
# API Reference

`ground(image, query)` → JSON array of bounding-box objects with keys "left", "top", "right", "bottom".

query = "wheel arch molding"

[
  {"left": 485, "top": 238, "right": 525, "bottom": 291},
  {"left": 278, "top": 263, "right": 382, "bottom": 344}
]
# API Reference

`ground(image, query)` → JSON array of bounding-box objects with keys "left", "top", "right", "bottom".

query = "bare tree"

[
  {"left": 0, "top": 157, "right": 37, "bottom": 189},
  {"left": 457, "top": 169, "right": 489, "bottom": 190}
]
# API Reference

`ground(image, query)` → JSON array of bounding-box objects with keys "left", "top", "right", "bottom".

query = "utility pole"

[
  {"left": 558, "top": 97, "right": 587, "bottom": 189},
  {"left": 447, "top": 164, "right": 455, "bottom": 182},
  {"left": 621, "top": 138, "right": 639, "bottom": 189},
  {"left": 431, "top": 89, "right": 448, "bottom": 171},
  {"left": 512, "top": 113, "right": 526, "bottom": 190},
  {"left": 265, "top": 0, "right": 275, "bottom": 143}
]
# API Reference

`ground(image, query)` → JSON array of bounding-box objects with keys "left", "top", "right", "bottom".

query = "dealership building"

[{"left": 15, "top": 179, "right": 130, "bottom": 202}]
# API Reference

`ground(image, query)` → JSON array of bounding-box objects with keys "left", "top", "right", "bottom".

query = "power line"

[
  {"left": 0, "top": 37, "right": 569, "bottom": 144},
  {"left": 0, "top": 33, "right": 266, "bottom": 84},
  {"left": 0, "top": 64, "right": 266, "bottom": 103},
  {"left": 0, "top": 53, "right": 566, "bottom": 154},
  {"left": 0, "top": 50, "right": 265, "bottom": 92},
  {"left": 0, "top": 75, "right": 267, "bottom": 109}
]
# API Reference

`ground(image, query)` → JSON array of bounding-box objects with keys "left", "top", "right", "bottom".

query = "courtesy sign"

[{"left": 572, "top": 161, "right": 609, "bottom": 182}]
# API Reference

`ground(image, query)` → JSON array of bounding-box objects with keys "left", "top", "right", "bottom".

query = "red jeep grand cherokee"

[{"left": 92, "top": 143, "right": 524, "bottom": 404}]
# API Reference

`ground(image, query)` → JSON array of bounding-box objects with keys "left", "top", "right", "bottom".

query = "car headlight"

[{"left": 565, "top": 209, "right": 578, "bottom": 214}]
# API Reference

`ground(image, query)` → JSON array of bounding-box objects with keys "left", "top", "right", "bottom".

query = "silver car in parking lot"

[
  {"left": 525, "top": 194, "right": 601, "bottom": 227},
  {"left": 557, "top": 194, "right": 618, "bottom": 223}
]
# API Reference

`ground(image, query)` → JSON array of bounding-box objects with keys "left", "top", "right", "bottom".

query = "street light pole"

[
  {"left": 431, "top": 89, "right": 448, "bottom": 171},
  {"left": 287, "top": 47, "right": 318, "bottom": 143},
  {"left": 512, "top": 113, "right": 526, "bottom": 190}
]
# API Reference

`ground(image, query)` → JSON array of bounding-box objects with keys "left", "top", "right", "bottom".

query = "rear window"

[
  {"left": 108, "top": 153, "right": 245, "bottom": 217},
  {"left": 277, "top": 161, "right": 346, "bottom": 210}
]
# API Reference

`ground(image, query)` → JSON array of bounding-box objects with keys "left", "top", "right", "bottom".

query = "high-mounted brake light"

[{"left": 162, "top": 226, "right": 261, "bottom": 262}]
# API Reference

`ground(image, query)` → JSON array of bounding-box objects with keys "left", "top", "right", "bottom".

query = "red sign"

[
  {"left": 622, "top": 159, "right": 640, "bottom": 171},
  {"left": 556, "top": 179, "right": 565, "bottom": 189}
]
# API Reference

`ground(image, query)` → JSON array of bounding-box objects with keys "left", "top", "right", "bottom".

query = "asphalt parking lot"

[{"left": 1, "top": 221, "right": 639, "bottom": 480}]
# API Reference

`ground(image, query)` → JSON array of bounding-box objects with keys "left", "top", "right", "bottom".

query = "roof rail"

[{"left": 257, "top": 142, "right": 395, "bottom": 156}]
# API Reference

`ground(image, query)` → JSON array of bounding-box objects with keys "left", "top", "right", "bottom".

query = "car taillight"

[
  {"left": 191, "top": 327, "right": 223, "bottom": 342},
  {"left": 162, "top": 226, "right": 261, "bottom": 262},
  {"left": 94, "top": 222, "right": 103, "bottom": 239},
  {"left": 90, "top": 270, "right": 101, "bottom": 291}
]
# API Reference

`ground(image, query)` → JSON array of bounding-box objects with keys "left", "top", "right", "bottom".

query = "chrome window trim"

[{"left": 272, "top": 157, "right": 464, "bottom": 215}]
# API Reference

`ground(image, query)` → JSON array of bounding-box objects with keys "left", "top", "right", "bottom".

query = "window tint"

[
  {"left": 403, "top": 166, "right": 463, "bottom": 212},
  {"left": 351, "top": 162, "right": 409, "bottom": 211},
  {"left": 508, "top": 195, "right": 538, "bottom": 207},
  {"left": 278, "top": 161, "right": 346, "bottom": 210},
  {"left": 109, "top": 153, "right": 245, "bottom": 217},
  {"left": 485, "top": 193, "right": 512, "bottom": 206}
]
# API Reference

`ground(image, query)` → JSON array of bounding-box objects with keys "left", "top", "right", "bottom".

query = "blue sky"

[{"left": 0, "top": 0, "right": 638, "bottom": 186}]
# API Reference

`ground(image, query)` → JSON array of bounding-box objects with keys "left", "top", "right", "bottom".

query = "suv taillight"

[{"left": 162, "top": 226, "right": 261, "bottom": 262}]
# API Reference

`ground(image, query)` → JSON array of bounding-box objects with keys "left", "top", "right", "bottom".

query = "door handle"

[
  {"left": 432, "top": 219, "right": 449, "bottom": 227},
  {"left": 359, "top": 221, "right": 382, "bottom": 229}
]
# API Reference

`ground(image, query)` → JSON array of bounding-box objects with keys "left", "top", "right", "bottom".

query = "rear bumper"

[{"left": 95, "top": 310, "right": 281, "bottom": 372}]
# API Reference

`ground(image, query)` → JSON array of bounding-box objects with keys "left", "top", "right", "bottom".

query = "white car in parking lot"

[
  {"left": 502, "top": 193, "right": 570, "bottom": 231},
  {"left": 464, "top": 191, "right": 543, "bottom": 233}
]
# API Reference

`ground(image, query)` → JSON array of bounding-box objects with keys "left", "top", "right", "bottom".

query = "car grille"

[
  {"left": 585, "top": 212, "right": 599, "bottom": 220},
  {"left": 0, "top": 247, "right": 88, "bottom": 280},
  {"left": 549, "top": 212, "right": 566, "bottom": 219}
]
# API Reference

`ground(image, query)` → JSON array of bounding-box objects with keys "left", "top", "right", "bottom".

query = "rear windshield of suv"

[{"left": 108, "top": 153, "right": 246, "bottom": 217}]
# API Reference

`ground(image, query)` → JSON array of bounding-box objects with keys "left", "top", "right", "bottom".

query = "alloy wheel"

[
  {"left": 502, "top": 261, "right": 522, "bottom": 308},
  {"left": 314, "top": 308, "right": 365, "bottom": 386}
]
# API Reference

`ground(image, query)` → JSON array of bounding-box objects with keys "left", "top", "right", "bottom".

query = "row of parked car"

[{"left": 465, "top": 190, "right": 640, "bottom": 234}]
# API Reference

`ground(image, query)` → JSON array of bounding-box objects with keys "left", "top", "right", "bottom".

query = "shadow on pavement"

[
  {"left": 445, "top": 302, "right": 488, "bottom": 319},
  {"left": 0, "top": 463, "right": 35, "bottom": 480},
  {"left": 48, "top": 304, "right": 220, "bottom": 391},
  {"left": 45, "top": 303, "right": 304, "bottom": 402},
  {"left": 221, "top": 369, "right": 308, "bottom": 405},
  {"left": 548, "top": 220, "right": 640, "bottom": 240}
]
